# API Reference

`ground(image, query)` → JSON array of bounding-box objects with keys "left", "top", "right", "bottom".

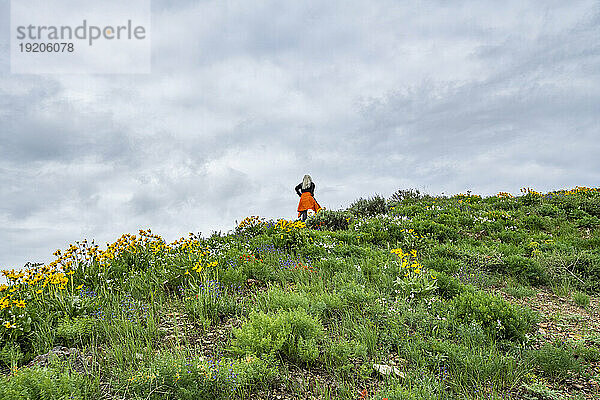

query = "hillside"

[{"left": 1, "top": 187, "right": 600, "bottom": 400}]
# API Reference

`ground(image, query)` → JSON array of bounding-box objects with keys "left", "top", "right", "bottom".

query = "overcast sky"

[{"left": 1, "top": 0, "right": 599, "bottom": 270}]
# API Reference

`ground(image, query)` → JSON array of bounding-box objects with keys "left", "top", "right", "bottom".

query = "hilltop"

[{"left": 1, "top": 187, "right": 600, "bottom": 399}]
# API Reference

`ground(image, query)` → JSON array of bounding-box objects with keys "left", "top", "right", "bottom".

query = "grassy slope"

[{"left": 1, "top": 187, "right": 600, "bottom": 400}]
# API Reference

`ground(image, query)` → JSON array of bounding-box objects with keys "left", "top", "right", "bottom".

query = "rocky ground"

[{"left": 497, "top": 287, "right": 600, "bottom": 400}]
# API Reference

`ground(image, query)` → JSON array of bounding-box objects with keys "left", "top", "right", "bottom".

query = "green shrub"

[
  {"left": 257, "top": 286, "right": 310, "bottom": 311},
  {"left": 0, "top": 364, "right": 99, "bottom": 400},
  {"left": 496, "top": 243, "right": 524, "bottom": 258},
  {"left": 216, "top": 262, "right": 247, "bottom": 288},
  {"left": 433, "top": 212, "right": 462, "bottom": 228},
  {"left": 411, "top": 220, "right": 458, "bottom": 243},
  {"left": 503, "top": 285, "right": 536, "bottom": 299},
  {"left": 392, "top": 204, "right": 424, "bottom": 217},
  {"left": 502, "top": 255, "right": 548, "bottom": 285},
  {"left": 527, "top": 342, "right": 582, "bottom": 380},
  {"left": 430, "top": 244, "right": 464, "bottom": 260},
  {"left": 306, "top": 210, "right": 351, "bottom": 231},
  {"left": 389, "top": 188, "right": 423, "bottom": 203},
  {"left": 433, "top": 271, "right": 466, "bottom": 299},
  {"left": 349, "top": 195, "right": 387, "bottom": 217},
  {"left": 373, "top": 368, "right": 446, "bottom": 400},
  {"left": 565, "top": 252, "right": 600, "bottom": 291},
  {"left": 452, "top": 291, "right": 538, "bottom": 342},
  {"left": 492, "top": 196, "right": 519, "bottom": 211},
  {"left": 0, "top": 343, "right": 24, "bottom": 369},
  {"left": 581, "top": 196, "right": 600, "bottom": 218},
  {"left": 231, "top": 308, "right": 324, "bottom": 364},
  {"left": 336, "top": 280, "right": 376, "bottom": 308},
  {"left": 425, "top": 339, "right": 519, "bottom": 394},
  {"left": 576, "top": 215, "right": 600, "bottom": 229},
  {"left": 125, "top": 351, "right": 277, "bottom": 400},
  {"left": 423, "top": 257, "right": 465, "bottom": 274},
  {"left": 567, "top": 208, "right": 590, "bottom": 221},
  {"left": 572, "top": 291, "right": 590, "bottom": 308},
  {"left": 536, "top": 203, "right": 560, "bottom": 217},
  {"left": 455, "top": 319, "right": 487, "bottom": 347},
  {"left": 350, "top": 217, "right": 388, "bottom": 244},
  {"left": 522, "top": 382, "right": 563, "bottom": 399},
  {"left": 257, "top": 286, "right": 342, "bottom": 318},
  {"left": 323, "top": 339, "right": 367, "bottom": 368},
  {"left": 495, "top": 230, "right": 526, "bottom": 244},
  {"left": 55, "top": 317, "right": 99, "bottom": 346},
  {"left": 519, "top": 193, "right": 542, "bottom": 206},
  {"left": 521, "top": 214, "right": 547, "bottom": 231},
  {"left": 572, "top": 340, "right": 600, "bottom": 362}
]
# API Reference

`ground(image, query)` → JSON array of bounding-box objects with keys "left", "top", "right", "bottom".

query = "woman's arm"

[
  {"left": 295, "top": 183, "right": 302, "bottom": 197},
  {"left": 310, "top": 182, "right": 315, "bottom": 196}
]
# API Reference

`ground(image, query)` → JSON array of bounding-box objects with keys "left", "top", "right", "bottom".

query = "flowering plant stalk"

[{"left": 391, "top": 248, "right": 437, "bottom": 301}]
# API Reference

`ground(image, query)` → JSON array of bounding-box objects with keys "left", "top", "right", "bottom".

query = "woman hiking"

[{"left": 295, "top": 174, "right": 322, "bottom": 222}]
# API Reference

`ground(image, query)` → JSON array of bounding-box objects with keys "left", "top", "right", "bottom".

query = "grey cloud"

[
  {"left": 352, "top": 5, "right": 600, "bottom": 173},
  {"left": 0, "top": 80, "right": 133, "bottom": 164}
]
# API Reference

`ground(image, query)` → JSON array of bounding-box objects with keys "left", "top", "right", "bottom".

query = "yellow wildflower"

[{"left": 13, "top": 299, "right": 26, "bottom": 308}]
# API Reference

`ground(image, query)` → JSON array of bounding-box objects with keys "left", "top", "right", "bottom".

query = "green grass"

[
  {"left": 503, "top": 284, "right": 536, "bottom": 299},
  {"left": 1, "top": 187, "right": 600, "bottom": 398},
  {"left": 573, "top": 291, "right": 590, "bottom": 308}
]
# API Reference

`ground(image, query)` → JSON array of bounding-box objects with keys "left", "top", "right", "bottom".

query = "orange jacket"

[{"left": 297, "top": 192, "right": 321, "bottom": 216}]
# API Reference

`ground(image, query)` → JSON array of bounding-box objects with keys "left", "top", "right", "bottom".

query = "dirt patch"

[
  {"left": 26, "top": 346, "right": 95, "bottom": 374},
  {"left": 495, "top": 287, "right": 600, "bottom": 400},
  {"left": 499, "top": 288, "right": 600, "bottom": 343}
]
